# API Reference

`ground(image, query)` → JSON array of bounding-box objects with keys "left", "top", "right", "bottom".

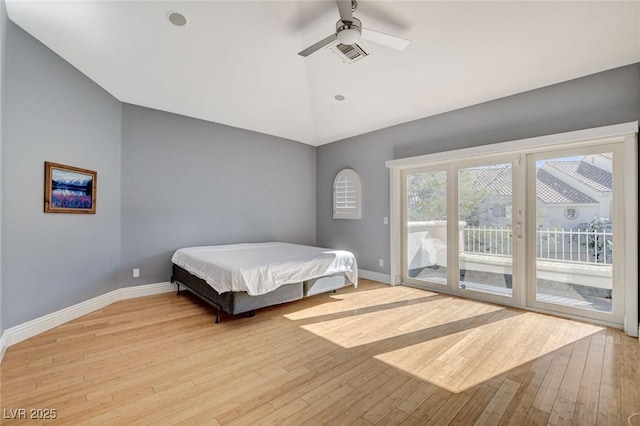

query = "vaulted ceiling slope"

[{"left": 6, "top": 1, "right": 640, "bottom": 146}]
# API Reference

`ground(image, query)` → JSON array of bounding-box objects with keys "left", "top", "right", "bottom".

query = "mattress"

[{"left": 171, "top": 242, "right": 358, "bottom": 295}]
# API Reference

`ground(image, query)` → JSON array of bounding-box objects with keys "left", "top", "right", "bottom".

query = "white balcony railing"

[{"left": 463, "top": 226, "right": 613, "bottom": 265}]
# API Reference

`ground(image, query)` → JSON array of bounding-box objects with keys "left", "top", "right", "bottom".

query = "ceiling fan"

[{"left": 297, "top": 0, "right": 410, "bottom": 57}]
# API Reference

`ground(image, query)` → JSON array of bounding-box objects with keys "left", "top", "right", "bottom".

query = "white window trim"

[
  {"left": 333, "top": 168, "right": 362, "bottom": 220},
  {"left": 387, "top": 121, "right": 638, "bottom": 337}
]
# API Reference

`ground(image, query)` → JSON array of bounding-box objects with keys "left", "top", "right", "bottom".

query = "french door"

[
  {"left": 526, "top": 144, "right": 623, "bottom": 325},
  {"left": 400, "top": 143, "right": 625, "bottom": 326},
  {"left": 404, "top": 168, "right": 450, "bottom": 287},
  {"left": 403, "top": 156, "right": 521, "bottom": 307}
]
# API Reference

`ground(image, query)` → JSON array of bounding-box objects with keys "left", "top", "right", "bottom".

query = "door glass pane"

[
  {"left": 406, "top": 171, "right": 448, "bottom": 285},
  {"left": 458, "top": 163, "right": 514, "bottom": 297},
  {"left": 535, "top": 152, "right": 613, "bottom": 313}
]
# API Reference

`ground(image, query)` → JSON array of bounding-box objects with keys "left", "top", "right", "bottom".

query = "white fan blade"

[
  {"left": 336, "top": 0, "right": 353, "bottom": 22},
  {"left": 298, "top": 34, "right": 338, "bottom": 57},
  {"left": 361, "top": 28, "right": 410, "bottom": 51}
]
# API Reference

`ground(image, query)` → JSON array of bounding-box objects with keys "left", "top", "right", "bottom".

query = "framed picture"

[{"left": 44, "top": 162, "right": 97, "bottom": 214}]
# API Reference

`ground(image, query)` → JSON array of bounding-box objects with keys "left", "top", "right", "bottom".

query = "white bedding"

[{"left": 171, "top": 242, "right": 358, "bottom": 295}]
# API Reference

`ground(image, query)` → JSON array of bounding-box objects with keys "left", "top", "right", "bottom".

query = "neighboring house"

[
  {"left": 459, "top": 165, "right": 513, "bottom": 227},
  {"left": 540, "top": 153, "right": 613, "bottom": 228},
  {"left": 454, "top": 154, "right": 613, "bottom": 229}
]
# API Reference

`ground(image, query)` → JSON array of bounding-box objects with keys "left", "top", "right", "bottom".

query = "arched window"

[{"left": 333, "top": 169, "right": 362, "bottom": 219}]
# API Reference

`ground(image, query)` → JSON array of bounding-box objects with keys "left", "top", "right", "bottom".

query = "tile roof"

[
  {"left": 459, "top": 166, "right": 597, "bottom": 204},
  {"left": 410, "top": 160, "right": 603, "bottom": 206},
  {"left": 599, "top": 152, "right": 613, "bottom": 160},
  {"left": 536, "top": 169, "right": 598, "bottom": 204},
  {"left": 459, "top": 166, "right": 512, "bottom": 196},
  {"left": 546, "top": 160, "right": 612, "bottom": 192}
]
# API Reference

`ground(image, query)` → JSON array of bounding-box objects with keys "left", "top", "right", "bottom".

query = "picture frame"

[{"left": 44, "top": 162, "right": 97, "bottom": 214}]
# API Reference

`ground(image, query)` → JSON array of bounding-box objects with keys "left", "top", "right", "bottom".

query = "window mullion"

[{"left": 448, "top": 165, "right": 459, "bottom": 293}]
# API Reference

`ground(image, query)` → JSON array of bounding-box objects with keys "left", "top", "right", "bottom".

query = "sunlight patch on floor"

[
  {"left": 284, "top": 285, "right": 439, "bottom": 321},
  {"left": 374, "top": 312, "right": 603, "bottom": 393},
  {"left": 298, "top": 295, "right": 504, "bottom": 348},
  {"left": 289, "top": 282, "right": 604, "bottom": 393}
]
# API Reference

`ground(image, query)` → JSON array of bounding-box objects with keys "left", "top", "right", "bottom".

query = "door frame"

[
  {"left": 401, "top": 155, "right": 525, "bottom": 309},
  {"left": 525, "top": 143, "right": 625, "bottom": 325},
  {"left": 451, "top": 156, "right": 524, "bottom": 307},
  {"left": 387, "top": 122, "right": 638, "bottom": 336},
  {"left": 401, "top": 165, "right": 450, "bottom": 291}
]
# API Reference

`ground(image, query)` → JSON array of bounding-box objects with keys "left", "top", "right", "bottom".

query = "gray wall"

[
  {"left": 119, "top": 104, "right": 317, "bottom": 286},
  {"left": 0, "top": 0, "right": 7, "bottom": 334},
  {"left": 0, "top": 17, "right": 317, "bottom": 329},
  {"left": 1, "top": 19, "right": 122, "bottom": 328},
  {"left": 317, "top": 63, "right": 640, "bottom": 275}
]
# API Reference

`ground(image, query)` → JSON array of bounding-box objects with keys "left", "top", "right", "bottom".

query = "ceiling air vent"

[{"left": 328, "top": 42, "right": 370, "bottom": 65}]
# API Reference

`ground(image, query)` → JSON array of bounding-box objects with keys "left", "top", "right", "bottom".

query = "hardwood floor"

[{"left": 1, "top": 280, "right": 638, "bottom": 425}]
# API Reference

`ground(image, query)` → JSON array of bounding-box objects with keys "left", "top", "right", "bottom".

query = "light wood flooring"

[{"left": 1, "top": 280, "right": 639, "bottom": 425}]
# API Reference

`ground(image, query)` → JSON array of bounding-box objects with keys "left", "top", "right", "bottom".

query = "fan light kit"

[
  {"left": 336, "top": 17, "right": 362, "bottom": 45},
  {"left": 298, "top": 0, "right": 410, "bottom": 57}
]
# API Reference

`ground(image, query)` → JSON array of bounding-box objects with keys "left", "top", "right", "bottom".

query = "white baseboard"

[
  {"left": 0, "top": 281, "right": 174, "bottom": 364},
  {"left": 120, "top": 282, "right": 175, "bottom": 299},
  {"left": 0, "top": 331, "right": 7, "bottom": 364},
  {"left": 359, "top": 269, "right": 392, "bottom": 285},
  {"left": 3, "top": 288, "right": 122, "bottom": 352}
]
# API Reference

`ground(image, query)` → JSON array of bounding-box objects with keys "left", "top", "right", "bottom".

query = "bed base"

[
  {"left": 171, "top": 264, "right": 353, "bottom": 323},
  {"left": 175, "top": 281, "right": 224, "bottom": 323},
  {"left": 175, "top": 282, "right": 258, "bottom": 323}
]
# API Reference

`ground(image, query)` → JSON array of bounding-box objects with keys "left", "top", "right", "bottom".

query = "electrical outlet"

[
  {"left": 133, "top": 268, "right": 140, "bottom": 278},
  {"left": 378, "top": 259, "right": 384, "bottom": 267},
  {"left": 383, "top": 217, "right": 388, "bottom": 225}
]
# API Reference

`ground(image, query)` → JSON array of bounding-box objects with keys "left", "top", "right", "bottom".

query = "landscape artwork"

[{"left": 44, "top": 162, "right": 97, "bottom": 214}]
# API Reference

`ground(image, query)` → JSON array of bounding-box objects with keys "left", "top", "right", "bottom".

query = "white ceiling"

[{"left": 6, "top": 1, "right": 640, "bottom": 146}]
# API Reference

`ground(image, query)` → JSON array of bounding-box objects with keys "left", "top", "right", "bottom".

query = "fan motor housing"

[{"left": 336, "top": 17, "right": 362, "bottom": 45}]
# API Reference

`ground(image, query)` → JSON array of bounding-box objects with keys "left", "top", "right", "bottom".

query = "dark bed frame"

[{"left": 171, "top": 264, "right": 353, "bottom": 323}]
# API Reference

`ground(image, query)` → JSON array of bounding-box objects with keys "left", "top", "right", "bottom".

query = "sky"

[{"left": 52, "top": 168, "right": 92, "bottom": 183}]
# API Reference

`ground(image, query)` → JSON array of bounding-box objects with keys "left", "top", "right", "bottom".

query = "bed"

[{"left": 170, "top": 242, "right": 358, "bottom": 323}]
